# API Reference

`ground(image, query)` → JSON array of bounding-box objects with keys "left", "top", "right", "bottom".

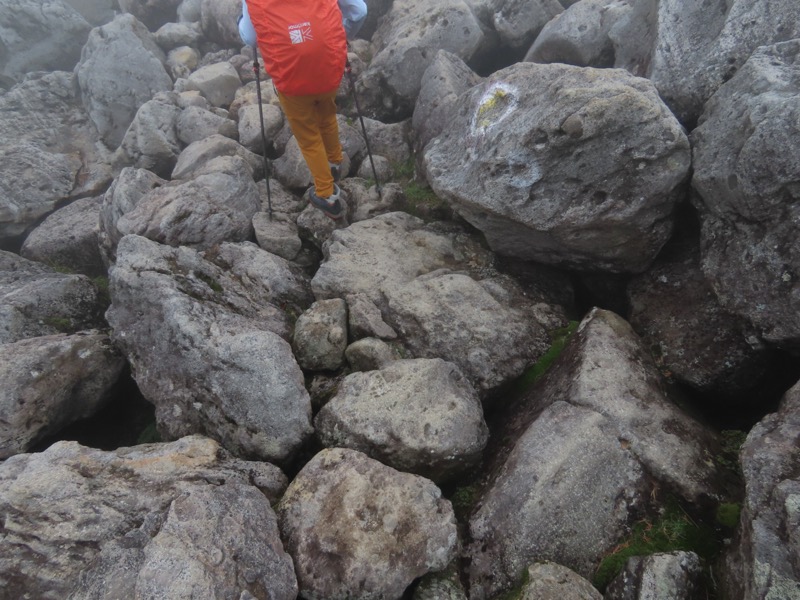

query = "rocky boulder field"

[{"left": 1, "top": 0, "right": 799, "bottom": 598}]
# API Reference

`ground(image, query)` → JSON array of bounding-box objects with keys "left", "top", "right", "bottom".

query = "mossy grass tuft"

[
  {"left": 506, "top": 320, "right": 579, "bottom": 396},
  {"left": 593, "top": 496, "right": 722, "bottom": 591}
]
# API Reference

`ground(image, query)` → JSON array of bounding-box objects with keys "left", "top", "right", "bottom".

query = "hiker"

[{"left": 238, "top": 0, "right": 368, "bottom": 220}]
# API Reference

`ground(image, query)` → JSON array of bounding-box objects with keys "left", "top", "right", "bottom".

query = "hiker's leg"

[
  {"left": 277, "top": 90, "right": 335, "bottom": 198},
  {"left": 315, "top": 89, "right": 344, "bottom": 165}
]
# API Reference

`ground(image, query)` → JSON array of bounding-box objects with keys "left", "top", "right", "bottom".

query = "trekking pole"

[
  {"left": 252, "top": 49, "right": 273, "bottom": 218},
  {"left": 345, "top": 59, "right": 382, "bottom": 198}
]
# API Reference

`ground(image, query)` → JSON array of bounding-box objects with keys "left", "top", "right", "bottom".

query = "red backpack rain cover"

[{"left": 247, "top": 0, "right": 347, "bottom": 96}]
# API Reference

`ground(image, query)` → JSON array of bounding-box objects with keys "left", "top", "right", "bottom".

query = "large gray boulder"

[
  {"left": 490, "top": 0, "right": 563, "bottom": 51},
  {"left": 0, "top": 331, "right": 125, "bottom": 459},
  {"left": 467, "top": 309, "right": 726, "bottom": 598},
  {"left": 277, "top": 448, "right": 459, "bottom": 600},
  {"left": 311, "top": 212, "right": 493, "bottom": 305},
  {"left": 0, "top": 0, "right": 90, "bottom": 81},
  {"left": 691, "top": 40, "right": 800, "bottom": 348},
  {"left": 75, "top": 13, "right": 172, "bottom": 148},
  {"left": 722, "top": 380, "right": 800, "bottom": 600},
  {"left": 315, "top": 358, "right": 489, "bottom": 482},
  {"left": 424, "top": 62, "right": 690, "bottom": 274},
  {"left": 0, "top": 143, "right": 82, "bottom": 244},
  {"left": 20, "top": 196, "right": 106, "bottom": 278},
  {"left": 361, "top": 0, "right": 496, "bottom": 119},
  {"left": 171, "top": 133, "right": 263, "bottom": 180},
  {"left": 0, "top": 251, "right": 105, "bottom": 344},
  {"left": 0, "top": 71, "right": 113, "bottom": 210},
  {"left": 525, "top": 0, "right": 632, "bottom": 67},
  {"left": 0, "top": 436, "right": 295, "bottom": 599},
  {"left": 117, "top": 155, "right": 260, "bottom": 250},
  {"left": 106, "top": 235, "right": 314, "bottom": 464},
  {"left": 385, "top": 271, "right": 555, "bottom": 395},
  {"left": 610, "top": 0, "right": 800, "bottom": 125}
]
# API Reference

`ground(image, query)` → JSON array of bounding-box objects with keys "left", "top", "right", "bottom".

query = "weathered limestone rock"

[
  {"left": 292, "top": 298, "right": 349, "bottom": 372},
  {"left": 118, "top": 0, "right": 182, "bottom": 30},
  {"left": 0, "top": 436, "right": 294, "bottom": 599},
  {"left": 199, "top": 0, "right": 240, "bottom": 49},
  {"left": 75, "top": 13, "right": 172, "bottom": 148},
  {"left": 0, "top": 0, "right": 90, "bottom": 81},
  {"left": 117, "top": 155, "right": 260, "bottom": 250},
  {"left": 119, "top": 92, "right": 183, "bottom": 177},
  {"left": 412, "top": 50, "right": 482, "bottom": 168},
  {"left": 176, "top": 104, "right": 238, "bottom": 145},
  {"left": 525, "top": 0, "right": 632, "bottom": 67},
  {"left": 611, "top": 0, "right": 800, "bottom": 125},
  {"left": 691, "top": 40, "right": 800, "bottom": 347},
  {"left": 522, "top": 562, "right": 602, "bottom": 599},
  {"left": 186, "top": 61, "right": 242, "bottom": 108},
  {"left": 0, "top": 143, "right": 82, "bottom": 244},
  {"left": 98, "top": 166, "right": 166, "bottom": 265},
  {"left": 361, "top": 0, "right": 496, "bottom": 119},
  {"left": 315, "top": 358, "right": 489, "bottom": 481},
  {"left": 20, "top": 196, "right": 106, "bottom": 278},
  {"left": 0, "top": 251, "right": 105, "bottom": 344},
  {"left": 277, "top": 448, "right": 459, "bottom": 600},
  {"left": 491, "top": 0, "right": 563, "bottom": 50},
  {"left": 386, "top": 271, "right": 553, "bottom": 394},
  {"left": 171, "top": 133, "right": 262, "bottom": 180},
  {"left": 424, "top": 62, "right": 690, "bottom": 273},
  {"left": 604, "top": 551, "right": 703, "bottom": 600},
  {"left": 106, "top": 235, "right": 313, "bottom": 464},
  {"left": 722, "top": 380, "right": 800, "bottom": 600},
  {"left": 0, "top": 331, "right": 125, "bottom": 459},
  {"left": 468, "top": 309, "right": 726, "bottom": 598},
  {"left": 347, "top": 292, "right": 397, "bottom": 341},
  {"left": 238, "top": 102, "right": 284, "bottom": 154},
  {"left": 253, "top": 214, "right": 303, "bottom": 261},
  {"left": 311, "top": 212, "right": 492, "bottom": 305},
  {"left": 344, "top": 337, "right": 398, "bottom": 372}
]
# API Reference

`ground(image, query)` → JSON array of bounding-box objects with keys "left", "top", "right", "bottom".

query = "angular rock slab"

[
  {"left": 0, "top": 331, "right": 125, "bottom": 459},
  {"left": 468, "top": 309, "right": 725, "bottom": 598},
  {"left": 0, "top": 251, "right": 105, "bottom": 344},
  {"left": 722, "top": 380, "right": 800, "bottom": 600},
  {"left": 311, "top": 212, "right": 493, "bottom": 305},
  {"left": 277, "top": 448, "right": 458, "bottom": 600},
  {"left": 0, "top": 436, "right": 294, "bottom": 600},
  {"left": 691, "top": 40, "right": 800, "bottom": 347},
  {"left": 117, "top": 155, "right": 260, "bottom": 251},
  {"left": 386, "top": 271, "right": 552, "bottom": 394},
  {"left": 315, "top": 358, "right": 489, "bottom": 482},
  {"left": 107, "top": 234, "right": 313, "bottom": 464},
  {"left": 521, "top": 562, "right": 602, "bottom": 599},
  {"left": 0, "top": 142, "right": 82, "bottom": 244},
  {"left": 424, "top": 62, "right": 690, "bottom": 273}
]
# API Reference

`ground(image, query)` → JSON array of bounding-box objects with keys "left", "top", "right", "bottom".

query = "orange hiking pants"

[{"left": 277, "top": 89, "right": 343, "bottom": 198}]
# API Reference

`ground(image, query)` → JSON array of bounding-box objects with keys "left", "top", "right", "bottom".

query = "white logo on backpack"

[{"left": 288, "top": 22, "right": 313, "bottom": 44}]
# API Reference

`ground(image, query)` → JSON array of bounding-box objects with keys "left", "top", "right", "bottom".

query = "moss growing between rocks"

[
  {"left": 510, "top": 321, "right": 579, "bottom": 393},
  {"left": 593, "top": 497, "right": 721, "bottom": 591},
  {"left": 715, "top": 502, "right": 741, "bottom": 529},
  {"left": 43, "top": 316, "right": 73, "bottom": 332},
  {"left": 196, "top": 272, "right": 223, "bottom": 294},
  {"left": 493, "top": 566, "right": 531, "bottom": 600},
  {"left": 92, "top": 275, "right": 110, "bottom": 306},
  {"left": 449, "top": 484, "right": 479, "bottom": 523},
  {"left": 136, "top": 421, "right": 161, "bottom": 445}
]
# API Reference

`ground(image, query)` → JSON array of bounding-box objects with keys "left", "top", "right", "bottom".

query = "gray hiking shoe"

[{"left": 309, "top": 184, "right": 344, "bottom": 220}]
